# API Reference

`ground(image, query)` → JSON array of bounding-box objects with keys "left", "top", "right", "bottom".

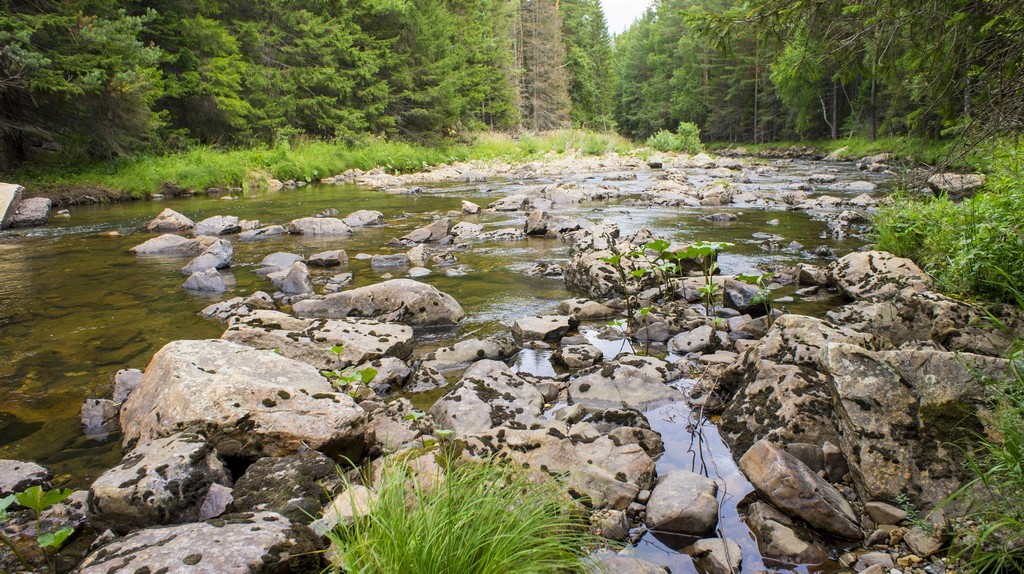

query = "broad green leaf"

[
  {"left": 358, "top": 367, "right": 378, "bottom": 384},
  {"left": 38, "top": 526, "right": 74, "bottom": 550},
  {"left": 16, "top": 486, "right": 72, "bottom": 513}
]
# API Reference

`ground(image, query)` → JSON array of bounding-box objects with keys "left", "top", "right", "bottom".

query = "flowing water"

[{"left": 0, "top": 157, "right": 887, "bottom": 571}]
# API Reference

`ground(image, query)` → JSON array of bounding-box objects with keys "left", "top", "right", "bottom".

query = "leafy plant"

[
  {"left": 325, "top": 456, "right": 596, "bottom": 574},
  {"left": 682, "top": 241, "right": 734, "bottom": 316},
  {"left": 737, "top": 271, "right": 777, "bottom": 323},
  {"left": 0, "top": 486, "right": 76, "bottom": 572}
]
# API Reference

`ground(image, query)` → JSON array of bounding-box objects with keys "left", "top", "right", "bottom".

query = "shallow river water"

[{"left": 0, "top": 156, "right": 888, "bottom": 572}]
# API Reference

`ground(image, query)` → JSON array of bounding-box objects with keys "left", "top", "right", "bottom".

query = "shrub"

[
  {"left": 325, "top": 456, "right": 595, "bottom": 574},
  {"left": 645, "top": 122, "right": 704, "bottom": 154}
]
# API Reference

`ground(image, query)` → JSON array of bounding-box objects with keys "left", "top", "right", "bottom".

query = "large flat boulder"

[
  {"left": 222, "top": 309, "right": 413, "bottom": 369},
  {"left": 0, "top": 459, "right": 51, "bottom": 497},
  {"left": 76, "top": 512, "right": 319, "bottom": 574},
  {"left": 0, "top": 183, "right": 23, "bottom": 229},
  {"left": 146, "top": 208, "right": 193, "bottom": 233},
  {"left": 120, "top": 339, "right": 368, "bottom": 461},
  {"left": 288, "top": 217, "right": 352, "bottom": 236},
  {"left": 739, "top": 439, "right": 861, "bottom": 541},
  {"left": 343, "top": 209, "right": 385, "bottom": 227},
  {"left": 830, "top": 251, "right": 930, "bottom": 301},
  {"left": 130, "top": 234, "right": 206, "bottom": 256},
  {"left": 230, "top": 450, "right": 339, "bottom": 523},
  {"left": 292, "top": 279, "right": 465, "bottom": 325},
  {"left": 194, "top": 215, "right": 240, "bottom": 236},
  {"left": 429, "top": 360, "right": 544, "bottom": 436},
  {"left": 568, "top": 355, "right": 685, "bottom": 411},
  {"left": 10, "top": 196, "right": 52, "bottom": 227},
  {"left": 88, "top": 433, "right": 230, "bottom": 533},
  {"left": 420, "top": 336, "right": 519, "bottom": 371}
]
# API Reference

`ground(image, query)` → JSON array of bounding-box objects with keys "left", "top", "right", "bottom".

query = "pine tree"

[{"left": 515, "top": 0, "right": 571, "bottom": 131}]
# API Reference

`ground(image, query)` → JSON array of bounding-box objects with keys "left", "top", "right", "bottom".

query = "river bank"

[{"left": 1, "top": 149, "right": 1020, "bottom": 573}]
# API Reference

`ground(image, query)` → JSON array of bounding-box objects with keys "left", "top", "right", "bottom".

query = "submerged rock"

[
  {"left": 120, "top": 339, "right": 368, "bottom": 461},
  {"left": 288, "top": 217, "right": 352, "bottom": 236},
  {"left": 292, "top": 279, "right": 465, "bottom": 325},
  {"left": 685, "top": 538, "right": 743, "bottom": 574},
  {"left": 130, "top": 233, "right": 204, "bottom": 255}
]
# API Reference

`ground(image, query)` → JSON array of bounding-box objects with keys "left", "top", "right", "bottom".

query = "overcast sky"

[{"left": 600, "top": 0, "right": 654, "bottom": 35}]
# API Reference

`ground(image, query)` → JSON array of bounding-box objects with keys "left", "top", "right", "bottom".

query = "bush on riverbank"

[
  {"left": 873, "top": 142, "right": 1024, "bottom": 303},
  {"left": 14, "top": 130, "right": 635, "bottom": 200},
  {"left": 325, "top": 455, "right": 595, "bottom": 574}
]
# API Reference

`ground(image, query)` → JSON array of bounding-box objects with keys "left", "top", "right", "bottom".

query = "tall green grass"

[
  {"left": 873, "top": 141, "right": 1024, "bottom": 303},
  {"left": 325, "top": 456, "right": 596, "bottom": 574},
  {"left": 15, "top": 130, "right": 636, "bottom": 200}
]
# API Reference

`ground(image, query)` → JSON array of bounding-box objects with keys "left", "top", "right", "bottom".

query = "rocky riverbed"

[{"left": 1, "top": 151, "right": 1018, "bottom": 573}]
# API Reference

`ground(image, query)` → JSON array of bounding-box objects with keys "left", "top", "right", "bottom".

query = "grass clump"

[
  {"left": 645, "top": 122, "right": 704, "bottom": 154},
  {"left": 873, "top": 142, "right": 1024, "bottom": 303},
  {"left": 325, "top": 456, "right": 595, "bottom": 574}
]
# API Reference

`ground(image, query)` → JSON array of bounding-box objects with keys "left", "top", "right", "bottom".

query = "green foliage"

[
  {"left": 737, "top": 271, "right": 776, "bottom": 322},
  {"left": 560, "top": 0, "right": 615, "bottom": 130},
  {"left": 0, "top": 485, "right": 76, "bottom": 572},
  {"left": 645, "top": 122, "right": 704, "bottom": 153},
  {"left": 873, "top": 143, "right": 1024, "bottom": 303},
  {"left": 325, "top": 457, "right": 595, "bottom": 574}
]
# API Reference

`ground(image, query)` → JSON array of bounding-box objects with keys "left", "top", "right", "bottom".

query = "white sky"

[{"left": 600, "top": 0, "right": 655, "bottom": 35}]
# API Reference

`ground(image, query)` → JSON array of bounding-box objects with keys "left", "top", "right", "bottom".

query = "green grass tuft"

[{"left": 325, "top": 456, "right": 597, "bottom": 574}]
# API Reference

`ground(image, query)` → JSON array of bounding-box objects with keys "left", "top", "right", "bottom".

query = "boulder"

[
  {"left": 421, "top": 336, "right": 519, "bottom": 371},
  {"left": 400, "top": 218, "right": 451, "bottom": 243},
  {"left": 279, "top": 261, "right": 314, "bottom": 295},
  {"left": 645, "top": 470, "right": 719, "bottom": 535},
  {"left": 405, "top": 365, "right": 448, "bottom": 393},
  {"left": 512, "top": 314, "right": 580, "bottom": 342},
  {"left": 0, "top": 183, "right": 22, "bottom": 229},
  {"left": 316, "top": 485, "right": 375, "bottom": 533},
  {"left": 738, "top": 440, "right": 861, "bottom": 541},
  {"left": 146, "top": 208, "right": 194, "bottom": 233},
  {"left": 723, "top": 278, "right": 767, "bottom": 316},
  {"left": 238, "top": 225, "right": 287, "bottom": 240},
  {"left": 308, "top": 250, "right": 348, "bottom": 268},
  {"left": 668, "top": 324, "right": 714, "bottom": 354},
  {"left": 194, "top": 215, "right": 240, "bottom": 236},
  {"left": 76, "top": 511, "right": 320, "bottom": 574},
  {"left": 461, "top": 200, "right": 481, "bottom": 214},
  {"left": 343, "top": 209, "right": 386, "bottom": 227},
  {"left": 230, "top": 449, "right": 339, "bottom": 523},
  {"left": 478, "top": 228, "right": 526, "bottom": 242},
  {"left": 292, "top": 279, "right": 465, "bottom": 326},
  {"left": 81, "top": 398, "right": 119, "bottom": 436},
  {"left": 88, "top": 433, "right": 231, "bottom": 533},
  {"left": 120, "top": 339, "right": 368, "bottom": 461},
  {"left": 451, "top": 221, "right": 482, "bottom": 239},
  {"left": 568, "top": 356, "right": 685, "bottom": 411},
  {"left": 830, "top": 251, "right": 929, "bottom": 301},
  {"left": 745, "top": 501, "right": 827, "bottom": 564},
  {"left": 181, "top": 238, "right": 233, "bottom": 274},
  {"left": 183, "top": 268, "right": 227, "bottom": 292},
  {"left": 488, "top": 194, "right": 532, "bottom": 211},
  {"left": 557, "top": 298, "right": 616, "bottom": 320},
  {"left": 129, "top": 234, "right": 204, "bottom": 256},
  {"left": 222, "top": 310, "right": 413, "bottom": 370},
  {"left": 429, "top": 360, "right": 544, "bottom": 436},
  {"left": 199, "top": 291, "right": 276, "bottom": 322},
  {"left": 586, "top": 554, "right": 667, "bottom": 574},
  {"left": 368, "top": 398, "right": 435, "bottom": 451},
  {"left": 356, "top": 356, "right": 412, "bottom": 394},
  {"left": 370, "top": 253, "right": 410, "bottom": 268},
  {"left": 552, "top": 344, "right": 603, "bottom": 370},
  {"left": 927, "top": 172, "right": 986, "bottom": 201},
  {"left": 685, "top": 538, "right": 743, "bottom": 574},
  {"left": 257, "top": 252, "right": 304, "bottom": 273},
  {"left": 0, "top": 460, "right": 51, "bottom": 497},
  {"left": 113, "top": 368, "right": 144, "bottom": 404},
  {"left": 865, "top": 501, "right": 907, "bottom": 525},
  {"left": 288, "top": 217, "right": 352, "bottom": 236}
]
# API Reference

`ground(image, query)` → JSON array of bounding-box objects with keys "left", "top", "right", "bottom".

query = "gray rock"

[
  {"left": 181, "top": 238, "right": 232, "bottom": 274},
  {"left": 552, "top": 344, "right": 603, "bottom": 370},
  {"left": 280, "top": 261, "right": 314, "bottom": 295},
  {"left": 421, "top": 336, "right": 519, "bottom": 371},
  {"left": 568, "top": 355, "right": 685, "bottom": 410},
  {"left": 478, "top": 227, "right": 526, "bottom": 241},
  {"left": 370, "top": 253, "right": 410, "bottom": 268},
  {"left": 87, "top": 433, "right": 230, "bottom": 533},
  {"left": 488, "top": 194, "right": 532, "bottom": 211},
  {"left": 288, "top": 216, "right": 352, "bottom": 236},
  {"left": 557, "top": 298, "right": 616, "bottom": 320},
  {"left": 461, "top": 200, "right": 481, "bottom": 214},
  {"left": 355, "top": 356, "right": 412, "bottom": 394},
  {"left": 81, "top": 398, "right": 119, "bottom": 436},
  {"left": 230, "top": 449, "right": 339, "bottom": 523},
  {"left": 865, "top": 501, "right": 908, "bottom": 525},
  {"left": 668, "top": 324, "right": 714, "bottom": 354},
  {"left": 292, "top": 279, "right": 465, "bottom": 326},
  {"left": 429, "top": 360, "right": 544, "bottom": 436},
  {"left": 238, "top": 225, "right": 286, "bottom": 240},
  {"left": 685, "top": 538, "right": 742, "bottom": 574},
  {"left": 405, "top": 365, "right": 449, "bottom": 393},
  {"left": 739, "top": 439, "right": 862, "bottom": 541},
  {"left": 343, "top": 209, "right": 386, "bottom": 227},
  {"left": 586, "top": 554, "right": 668, "bottom": 574},
  {"left": 146, "top": 208, "right": 194, "bottom": 232},
  {"left": 724, "top": 278, "right": 768, "bottom": 316},
  {"left": 645, "top": 470, "right": 719, "bottom": 535},
  {"left": 0, "top": 182, "right": 23, "bottom": 229},
  {"left": 857, "top": 551, "right": 895, "bottom": 570},
  {"left": 194, "top": 215, "right": 240, "bottom": 236},
  {"left": 904, "top": 525, "right": 943, "bottom": 557},
  {"left": 222, "top": 310, "right": 413, "bottom": 370},
  {"left": 830, "top": 251, "right": 930, "bottom": 301},
  {"left": 400, "top": 218, "right": 451, "bottom": 243},
  {"left": 513, "top": 315, "right": 580, "bottom": 342},
  {"left": 120, "top": 339, "right": 367, "bottom": 460},
  {"left": 129, "top": 234, "right": 203, "bottom": 255},
  {"left": 76, "top": 511, "right": 320, "bottom": 574},
  {"left": 927, "top": 172, "right": 985, "bottom": 201},
  {"left": 198, "top": 483, "right": 232, "bottom": 520},
  {"left": 451, "top": 221, "right": 483, "bottom": 239},
  {"left": 308, "top": 250, "right": 348, "bottom": 267},
  {"left": 368, "top": 398, "right": 435, "bottom": 451},
  {"left": 113, "top": 368, "right": 144, "bottom": 404},
  {"left": 0, "top": 459, "right": 51, "bottom": 497},
  {"left": 258, "top": 252, "right": 304, "bottom": 273},
  {"left": 183, "top": 268, "right": 227, "bottom": 292},
  {"left": 745, "top": 501, "right": 827, "bottom": 564},
  {"left": 408, "top": 266, "right": 430, "bottom": 277},
  {"left": 199, "top": 291, "right": 276, "bottom": 322}
]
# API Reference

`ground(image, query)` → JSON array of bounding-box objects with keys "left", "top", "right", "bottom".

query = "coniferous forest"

[{"left": 3, "top": 0, "right": 1023, "bottom": 171}]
